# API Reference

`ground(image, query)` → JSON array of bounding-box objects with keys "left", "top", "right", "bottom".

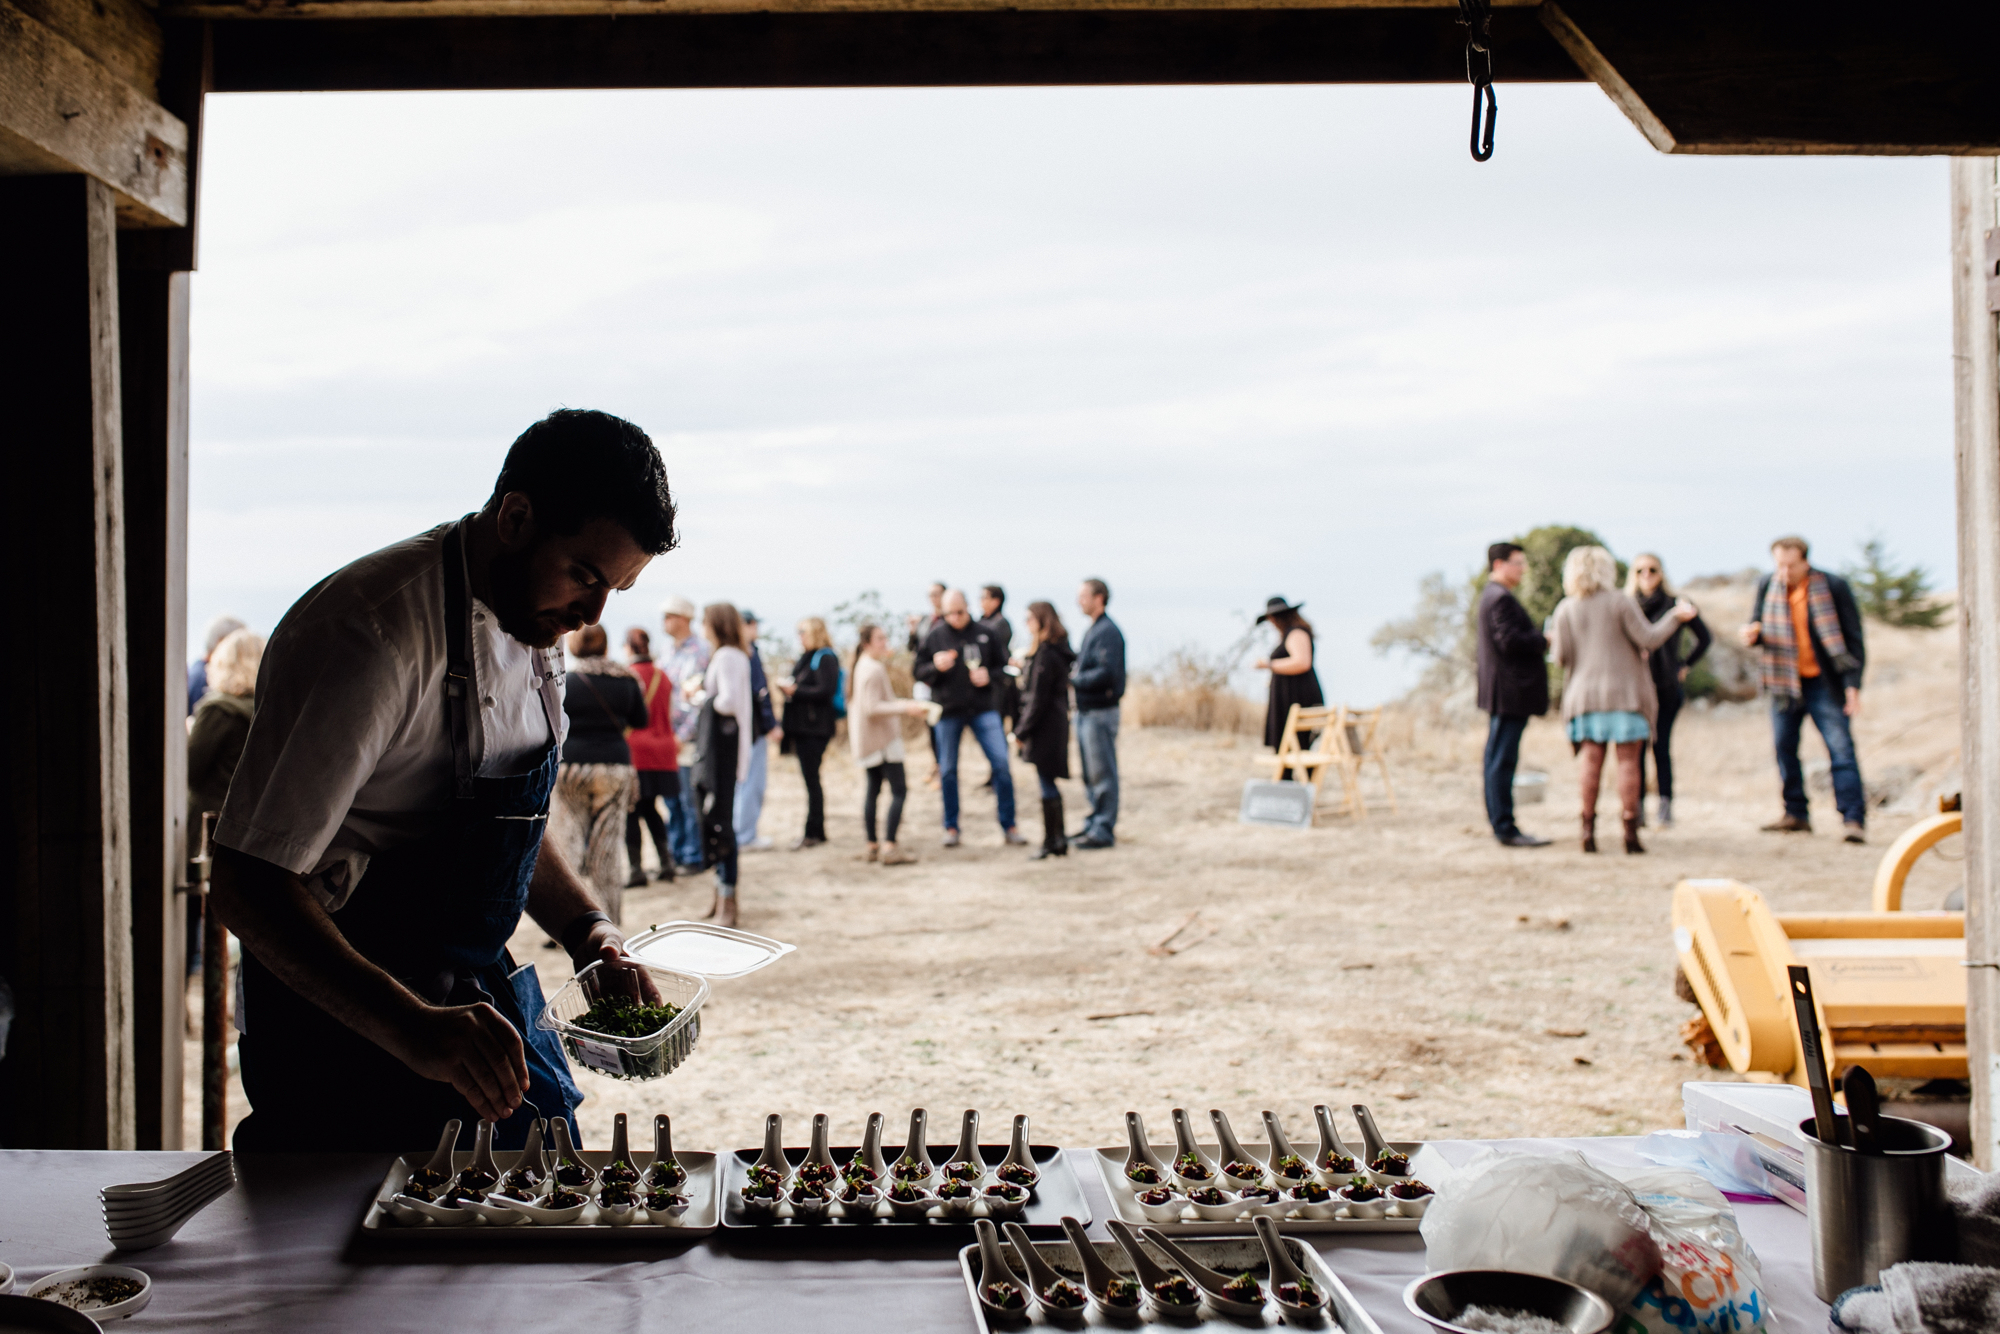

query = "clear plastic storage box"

[
  {"left": 538, "top": 923, "right": 793, "bottom": 1081},
  {"left": 540, "top": 960, "right": 709, "bottom": 1081}
]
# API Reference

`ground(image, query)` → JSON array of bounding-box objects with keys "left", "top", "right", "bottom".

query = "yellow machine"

[{"left": 1671, "top": 809, "right": 1966, "bottom": 1086}]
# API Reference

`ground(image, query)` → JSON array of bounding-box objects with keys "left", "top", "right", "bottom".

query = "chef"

[{"left": 210, "top": 409, "right": 678, "bottom": 1151}]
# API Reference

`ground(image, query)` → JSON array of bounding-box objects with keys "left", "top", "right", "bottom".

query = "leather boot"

[
  {"left": 1580, "top": 815, "right": 1597, "bottom": 854},
  {"left": 1032, "top": 796, "right": 1068, "bottom": 859},
  {"left": 1624, "top": 814, "right": 1645, "bottom": 854}
]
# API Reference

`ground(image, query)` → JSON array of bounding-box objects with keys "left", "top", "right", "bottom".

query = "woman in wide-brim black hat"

[{"left": 1254, "top": 596, "right": 1325, "bottom": 768}]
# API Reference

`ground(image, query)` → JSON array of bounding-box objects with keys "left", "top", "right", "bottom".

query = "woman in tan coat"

[
  {"left": 848, "top": 622, "right": 930, "bottom": 865},
  {"left": 1549, "top": 545, "right": 1697, "bottom": 854}
]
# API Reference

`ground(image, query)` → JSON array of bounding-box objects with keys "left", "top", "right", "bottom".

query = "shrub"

[{"left": 1843, "top": 538, "right": 1950, "bottom": 629}]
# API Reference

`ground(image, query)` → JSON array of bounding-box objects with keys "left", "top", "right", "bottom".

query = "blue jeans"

[
  {"left": 667, "top": 782, "right": 703, "bottom": 866},
  {"left": 936, "top": 710, "right": 1016, "bottom": 830},
  {"left": 1773, "top": 677, "right": 1866, "bottom": 826},
  {"left": 1077, "top": 707, "right": 1120, "bottom": 843},
  {"left": 1484, "top": 713, "right": 1529, "bottom": 838},
  {"left": 733, "top": 734, "right": 768, "bottom": 845}
]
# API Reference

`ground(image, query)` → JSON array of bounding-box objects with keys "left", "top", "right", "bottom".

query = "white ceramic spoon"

[
  {"left": 1261, "top": 1110, "right": 1316, "bottom": 1188},
  {"left": 1352, "top": 1103, "right": 1411, "bottom": 1182},
  {"left": 599, "top": 1113, "right": 641, "bottom": 1189},
  {"left": 404, "top": 1121, "right": 463, "bottom": 1193},
  {"left": 1003, "top": 1220, "right": 1090, "bottom": 1319},
  {"left": 750, "top": 1112, "right": 794, "bottom": 1185},
  {"left": 889, "top": 1108, "right": 934, "bottom": 1188},
  {"left": 551, "top": 1118, "right": 597, "bottom": 1190},
  {"left": 1208, "top": 1109, "right": 1267, "bottom": 1190},
  {"left": 1139, "top": 1226, "right": 1267, "bottom": 1317},
  {"left": 391, "top": 1192, "right": 479, "bottom": 1226},
  {"left": 1167, "top": 1108, "right": 1219, "bottom": 1192},
  {"left": 1252, "top": 1214, "right": 1329, "bottom": 1315},
  {"left": 644, "top": 1114, "right": 688, "bottom": 1191},
  {"left": 1312, "top": 1103, "right": 1361, "bottom": 1182},
  {"left": 994, "top": 1113, "right": 1040, "bottom": 1191},
  {"left": 1060, "top": 1215, "right": 1146, "bottom": 1319},
  {"left": 972, "top": 1218, "right": 1033, "bottom": 1320},
  {"left": 799, "top": 1113, "right": 840, "bottom": 1187},
  {"left": 1105, "top": 1218, "right": 1202, "bottom": 1318},
  {"left": 456, "top": 1120, "right": 502, "bottom": 1193},
  {"left": 940, "top": 1109, "right": 986, "bottom": 1188},
  {"left": 491, "top": 1186, "right": 590, "bottom": 1225},
  {"left": 1119, "top": 1112, "right": 1170, "bottom": 1190},
  {"left": 846, "top": 1111, "right": 889, "bottom": 1185},
  {"left": 496, "top": 1121, "right": 548, "bottom": 1197}
]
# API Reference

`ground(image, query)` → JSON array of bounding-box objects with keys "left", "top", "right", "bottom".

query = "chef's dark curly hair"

[{"left": 491, "top": 408, "right": 679, "bottom": 555}]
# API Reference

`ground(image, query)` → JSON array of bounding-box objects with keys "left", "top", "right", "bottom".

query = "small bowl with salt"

[{"left": 1403, "top": 1270, "right": 1616, "bottom": 1334}]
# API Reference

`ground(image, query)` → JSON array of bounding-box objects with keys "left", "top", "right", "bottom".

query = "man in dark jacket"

[
  {"left": 914, "top": 590, "right": 1026, "bottom": 848},
  {"left": 1740, "top": 535, "right": 1868, "bottom": 841},
  {"left": 979, "top": 584, "right": 1019, "bottom": 727},
  {"left": 1071, "top": 577, "right": 1126, "bottom": 849},
  {"left": 1477, "top": 542, "right": 1551, "bottom": 847}
]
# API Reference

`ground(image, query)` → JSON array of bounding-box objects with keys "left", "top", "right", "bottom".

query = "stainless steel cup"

[{"left": 1800, "top": 1114, "right": 1952, "bottom": 1302}]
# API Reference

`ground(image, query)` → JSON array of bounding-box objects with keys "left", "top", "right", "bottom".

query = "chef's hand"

[
  {"left": 582, "top": 921, "right": 664, "bottom": 1005},
  {"left": 969, "top": 666, "right": 990, "bottom": 688},
  {"left": 402, "top": 1002, "right": 529, "bottom": 1123}
]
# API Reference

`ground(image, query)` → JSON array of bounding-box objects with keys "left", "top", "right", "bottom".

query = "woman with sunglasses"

[{"left": 1626, "top": 553, "right": 1712, "bottom": 827}]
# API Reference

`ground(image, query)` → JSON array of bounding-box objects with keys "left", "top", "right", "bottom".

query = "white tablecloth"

[{"left": 0, "top": 1138, "right": 1828, "bottom": 1332}]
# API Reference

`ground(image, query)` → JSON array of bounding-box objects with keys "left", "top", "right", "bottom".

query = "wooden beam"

[
  {"left": 207, "top": 7, "right": 1581, "bottom": 89},
  {"left": 1951, "top": 156, "right": 2000, "bottom": 1170},
  {"left": 117, "top": 253, "right": 191, "bottom": 1152},
  {"left": 1546, "top": 0, "right": 2000, "bottom": 155},
  {"left": 0, "top": 0, "right": 189, "bottom": 226},
  {"left": 13, "top": 0, "right": 164, "bottom": 99},
  {"left": 174, "top": 0, "right": 1541, "bottom": 17},
  {"left": 0, "top": 174, "right": 139, "bottom": 1151}
]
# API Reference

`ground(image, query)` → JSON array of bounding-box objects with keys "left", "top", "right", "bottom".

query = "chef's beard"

[{"left": 487, "top": 543, "right": 565, "bottom": 649}]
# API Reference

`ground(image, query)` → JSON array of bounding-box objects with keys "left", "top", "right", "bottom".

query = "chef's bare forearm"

[
  {"left": 210, "top": 846, "right": 431, "bottom": 1052},
  {"left": 524, "top": 836, "right": 609, "bottom": 943}
]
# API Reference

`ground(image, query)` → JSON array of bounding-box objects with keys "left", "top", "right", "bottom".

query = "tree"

[
  {"left": 1369, "top": 571, "right": 1477, "bottom": 689},
  {"left": 1372, "top": 523, "right": 1624, "bottom": 698},
  {"left": 1511, "top": 524, "right": 1624, "bottom": 629},
  {"left": 1843, "top": 538, "right": 1949, "bottom": 629}
]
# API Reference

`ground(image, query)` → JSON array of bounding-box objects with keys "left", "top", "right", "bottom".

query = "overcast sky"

[{"left": 188, "top": 84, "right": 1950, "bottom": 701}]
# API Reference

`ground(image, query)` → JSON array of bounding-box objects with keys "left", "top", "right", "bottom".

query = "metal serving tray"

[
  {"left": 721, "top": 1143, "right": 1090, "bottom": 1235},
  {"left": 957, "top": 1233, "right": 1387, "bottom": 1332},
  {"left": 359, "top": 1149, "right": 721, "bottom": 1242},
  {"left": 1092, "top": 1143, "right": 1433, "bottom": 1235}
]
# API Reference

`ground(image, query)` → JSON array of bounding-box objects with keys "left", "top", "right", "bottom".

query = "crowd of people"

[
  {"left": 1474, "top": 533, "right": 1868, "bottom": 853},
  {"left": 183, "top": 521, "right": 1873, "bottom": 959},
  {"left": 533, "top": 578, "right": 1128, "bottom": 928}
]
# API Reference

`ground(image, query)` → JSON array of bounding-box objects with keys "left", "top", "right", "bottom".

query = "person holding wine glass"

[{"left": 911, "top": 589, "right": 1026, "bottom": 848}]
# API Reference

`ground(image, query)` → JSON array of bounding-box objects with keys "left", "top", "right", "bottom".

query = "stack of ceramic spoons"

[{"left": 103, "top": 1152, "right": 235, "bottom": 1250}]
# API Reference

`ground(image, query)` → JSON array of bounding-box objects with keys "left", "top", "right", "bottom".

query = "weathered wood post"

[
  {"left": 118, "top": 18, "right": 208, "bottom": 1152},
  {"left": 1952, "top": 156, "right": 2000, "bottom": 1170},
  {"left": 0, "top": 175, "right": 139, "bottom": 1150}
]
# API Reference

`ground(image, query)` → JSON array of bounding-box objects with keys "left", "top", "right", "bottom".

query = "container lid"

[{"left": 621, "top": 921, "right": 795, "bottom": 980}]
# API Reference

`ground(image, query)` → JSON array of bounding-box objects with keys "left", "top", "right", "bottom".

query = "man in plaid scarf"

[{"left": 1739, "top": 535, "right": 1868, "bottom": 842}]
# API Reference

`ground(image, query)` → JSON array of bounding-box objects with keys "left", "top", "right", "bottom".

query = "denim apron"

[{"left": 236, "top": 521, "right": 583, "bottom": 1153}]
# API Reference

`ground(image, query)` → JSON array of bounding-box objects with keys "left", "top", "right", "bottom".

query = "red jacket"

[{"left": 626, "top": 661, "right": 679, "bottom": 771}]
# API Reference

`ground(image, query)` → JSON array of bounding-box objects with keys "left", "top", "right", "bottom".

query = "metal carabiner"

[{"left": 1469, "top": 77, "right": 1497, "bottom": 162}]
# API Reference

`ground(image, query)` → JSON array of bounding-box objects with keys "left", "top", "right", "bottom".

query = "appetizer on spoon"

[{"left": 1061, "top": 1215, "right": 1146, "bottom": 1318}]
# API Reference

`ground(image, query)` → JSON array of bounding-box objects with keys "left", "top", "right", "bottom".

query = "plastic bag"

[
  {"left": 1608, "top": 1167, "right": 1772, "bottom": 1334},
  {"left": 1634, "top": 1130, "right": 1781, "bottom": 1201},
  {"left": 1419, "top": 1151, "right": 1664, "bottom": 1307}
]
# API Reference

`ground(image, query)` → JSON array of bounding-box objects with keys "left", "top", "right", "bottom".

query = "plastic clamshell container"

[
  {"left": 539, "top": 959, "right": 709, "bottom": 1081},
  {"left": 620, "top": 922, "right": 795, "bottom": 979}
]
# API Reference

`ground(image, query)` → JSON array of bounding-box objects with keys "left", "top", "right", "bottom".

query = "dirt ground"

[{"left": 192, "top": 590, "right": 1965, "bottom": 1157}]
